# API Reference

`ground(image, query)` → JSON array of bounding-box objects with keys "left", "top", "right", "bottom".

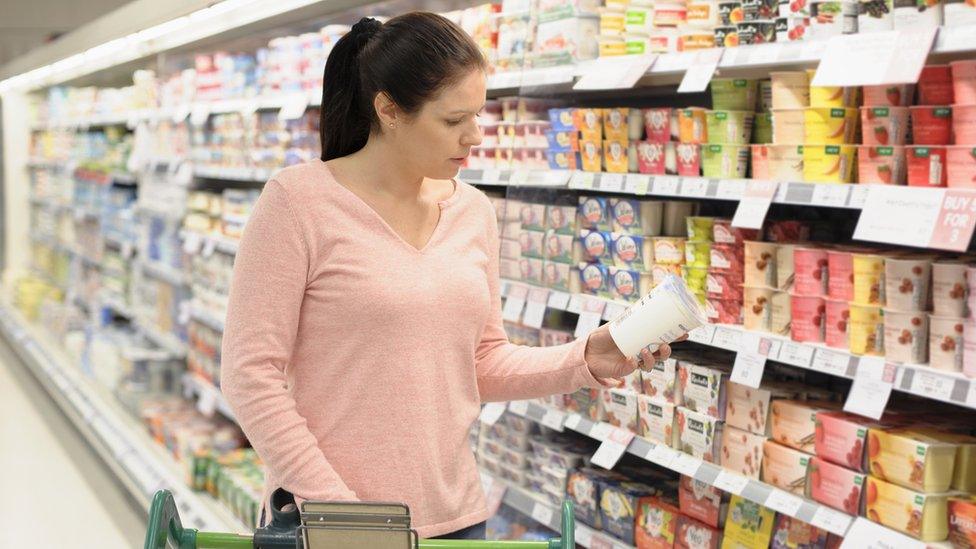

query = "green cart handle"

[{"left": 145, "top": 490, "right": 574, "bottom": 549}]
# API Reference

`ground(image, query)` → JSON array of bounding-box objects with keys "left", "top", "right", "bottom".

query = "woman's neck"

[{"left": 336, "top": 137, "right": 426, "bottom": 202}]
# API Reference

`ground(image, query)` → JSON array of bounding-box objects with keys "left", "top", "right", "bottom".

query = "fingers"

[
  {"left": 652, "top": 343, "right": 672, "bottom": 362},
  {"left": 675, "top": 333, "right": 689, "bottom": 342}
]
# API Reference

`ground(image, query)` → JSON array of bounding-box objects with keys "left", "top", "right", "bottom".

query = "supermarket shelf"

[
  {"left": 194, "top": 165, "right": 274, "bottom": 183},
  {"left": 100, "top": 292, "right": 134, "bottom": 319},
  {"left": 180, "top": 230, "right": 241, "bottom": 256},
  {"left": 499, "top": 280, "right": 976, "bottom": 411},
  {"left": 140, "top": 260, "right": 190, "bottom": 287},
  {"left": 182, "top": 373, "right": 235, "bottom": 422},
  {"left": 190, "top": 304, "right": 225, "bottom": 333},
  {"left": 459, "top": 169, "right": 868, "bottom": 210},
  {"left": 0, "top": 303, "right": 248, "bottom": 533},
  {"left": 505, "top": 400, "right": 856, "bottom": 539},
  {"left": 134, "top": 318, "right": 188, "bottom": 358},
  {"left": 111, "top": 171, "right": 138, "bottom": 185},
  {"left": 480, "top": 471, "right": 633, "bottom": 549}
]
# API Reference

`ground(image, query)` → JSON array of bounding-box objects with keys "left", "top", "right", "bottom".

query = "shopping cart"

[{"left": 145, "top": 489, "right": 575, "bottom": 549}]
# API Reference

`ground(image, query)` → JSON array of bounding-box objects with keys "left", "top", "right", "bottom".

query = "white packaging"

[
  {"left": 893, "top": 0, "right": 943, "bottom": 28},
  {"left": 638, "top": 395, "right": 678, "bottom": 447},
  {"left": 944, "top": 0, "right": 976, "bottom": 25},
  {"left": 608, "top": 275, "right": 707, "bottom": 358},
  {"left": 603, "top": 388, "right": 640, "bottom": 433},
  {"left": 535, "top": 16, "right": 601, "bottom": 62},
  {"left": 858, "top": 0, "right": 894, "bottom": 31}
]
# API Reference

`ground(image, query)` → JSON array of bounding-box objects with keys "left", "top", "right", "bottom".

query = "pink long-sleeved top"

[{"left": 220, "top": 159, "right": 606, "bottom": 537}]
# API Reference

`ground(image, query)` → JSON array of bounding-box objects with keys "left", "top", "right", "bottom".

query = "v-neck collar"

[{"left": 317, "top": 159, "right": 460, "bottom": 254}]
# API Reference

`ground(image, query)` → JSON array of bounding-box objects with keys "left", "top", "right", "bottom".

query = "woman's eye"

[{"left": 447, "top": 118, "right": 464, "bottom": 126}]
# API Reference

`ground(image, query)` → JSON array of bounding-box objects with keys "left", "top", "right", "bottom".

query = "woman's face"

[{"left": 392, "top": 69, "right": 486, "bottom": 180}]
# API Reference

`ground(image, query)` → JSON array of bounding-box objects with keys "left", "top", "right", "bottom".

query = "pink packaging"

[
  {"left": 947, "top": 146, "right": 976, "bottom": 189},
  {"left": 862, "top": 84, "right": 914, "bottom": 107},
  {"left": 793, "top": 247, "right": 829, "bottom": 296},
  {"left": 910, "top": 106, "right": 953, "bottom": 146},
  {"left": 644, "top": 108, "right": 674, "bottom": 143},
  {"left": 808, "top": 457, "right": 867, "bottom": 516},
  {"left": 827, "top": 249, "right": 854, "bottom": 301},
  {"left": 955, "top": 104, "right": 976, "bottom": 144},
  {"left": 725, "top": 382, "right": 800, "bottom": 436},
  {"left": 883, "top": 309, "right": 929, "bottom": 364},
  {"left": 884, "top": 256, "right": 932, "bottom": 312},
  {"left": 641, "top": 357, "right": 681, "bottom": 405},
  {"left": 907, "top": 146, "right": 948, "bottom": 187},
  {"left": 676, "top": 144, "right": 702, "bottom": 176},
  {"left": 706, "top": 270, "right": 744, "bottom": 299},
  {"left": 917, "top": 65, "right": 954, "bottom": 106},
  {"left": 968, "top": 265, "right": 976, "bottom": 317},
  {"left": 951, "top": 60, "right": 976, "bottom": 106},
  {"left": 825, "top": 298, "right": 850, "bottom": 350},
  {"left": 791, "top": 294, "right": 826, "bottom": 343},
  {"left": 709, "top": 243, "right": 744, "bottom": 273},
  {"left": 858, "top": 145, "right": 906, "bottom": 185},
  {"left": 637, "top": 142, "right": 667, "bottom": 174},
  {"left": 815, "top": 411, "right": 875, "bottom": 472},
  {"left": 720, "top": 427, "right": 767, "bottom": 479},
  {"left": 713, "top": 219, "right": 760, "bottom": 245},
  {"left": 930, "top": 314, "right": 965, "bottom": 373},
  {"left": 762, "top": 440, "right": 811, "bottom": 496},
  {"left": 861, "top": 107, "right": 910, "bottom": 146},
  {"left": 705, "top": 297, "right": 743, "bottom": 325},
  {"left": 932, "top": 260, "right": 969, "bottom": 317}
]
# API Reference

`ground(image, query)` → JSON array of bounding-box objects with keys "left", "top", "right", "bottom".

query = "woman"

[{"left": 221, "top": 12, "right": 680, "bottom": 540}]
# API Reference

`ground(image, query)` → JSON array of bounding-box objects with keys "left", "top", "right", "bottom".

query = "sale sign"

[
  {"left": 929, "top": 189, "right": 976, "bottom": 251},
  {"left": 854, "top": 186, "right": 976, "bottom": 252}
]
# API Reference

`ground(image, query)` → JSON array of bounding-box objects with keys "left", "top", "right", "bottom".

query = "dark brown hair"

[{"left": 319, "top": 12, "right": 487, "bottom": 161}]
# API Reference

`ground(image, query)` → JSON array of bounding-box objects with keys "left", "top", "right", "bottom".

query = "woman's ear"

[{"left": 374, "top": 92, "right": 399, "bottom": 129}]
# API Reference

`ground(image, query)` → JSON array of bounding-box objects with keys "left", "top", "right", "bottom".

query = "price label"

[
  {"left": 812, "top": 348, "right": 854, "bottom": 377},
  {"left": 844, "top": 356, "right": 896, "bottom": 420},
  {"left": 509, "top": 170, "right": 529, "bottom": 186},
  {"left": 652, "top": 176, "right": 680, "bottom": 196},
  {"left": 678, "top": 48, "right": 724, "bottom": 93},
  {"left": 201, "top": 238, "right": 216, "bottom": 258},
  {"left": 522, "top": 288, "right": 551, "bottom": 329},
  {"left": 575, "top": 297, "right": 606, "bottom": 338},
  {"left": 574, "top": 54, "right": 657, "bottom": 90},
  {"left": 645, "top": 444, "right": 679, "bottom": 468},
  {"left": 680, "top": 177, "right": 709, "bottom": 197},
  {"left": 589, "top": 535, "right": 614, "bottom": 549},
  {"left": 840, "top": 517, "right": 925, "bottom": 549},
  {"left": 778, "top": 341, "right": 815, "bottom": 368},
  {"left": 531, "top": 503, "right": 555, "bottom": 527},
  {"left": 765, "top": 490, "right": 804, "bottom": 517},
  {"left": 854, "top": 185, "right": 976, "bottom": 251},
  {"left": 602, "top": 302, "right": 628, "bottom": 322},
  {"left": 569, "top": 171, "right": 594, "bottom": 190},
  {"left": 731, "top": 332, "right": 773, "bottom": 389},
  {"left": 574, "top": 526, "right": 593, "bottom": 546},
  {"left": 905, "top": 368, "right": 955, "bottom": 401},
  {"left": 601, "top": 173, "right": 625, "bottom": 193},
  {"left": 196, "top": 389, "right": 217, "bottom": 417},
  {"left": 502, "top": 285, "right": 529, "bottom": 323},
  {"left": 542, "top": 409, "right": 566, "bottom": 431},
  {"left": 732, "top": 180, "right": 779, "bottom": 229},
  {"left": 567, "top": 295, "right": 584, "bottom": 314},
  {"left": 812, "top": 184, "right": 851, "bottom": 208},
  {"left": 625, "top": 174, "right": 651, "bottom": 195},
  {"left": 711, "top": 326, "right": 742, "bottom": 350},
  {"left": 671, "top": 453, "right": 703, "bottom": 477},
  {"left": 848, "top": 185, "right": 870, "bottom": 209},
  {"left": 190, "top": 103, "right": 211, "bottom": 126},
  {"left": 508, "top": 400, "right": 530, "bottom": 416},
  {"left": 590, "top": 422, "right": 615, "bottom": 441},
  {"left": 713, "top": 471, "right": 750, "bottom": 495},
  {"left": 812, "top": 28, "right": 937, "bottom": 87},
  {"left": 479, "top": 402, "right": 508, "bottom": 425},
  {"left": 278, "top": 93, "right": 309, "bottom": 121},
  {"left": 687, "top": 325, "right": 715, "bottom": 344},
  {"left": 716, "top": 179, "right": 747, "bottom": 200},
  {"left": 929, "top": 189, "right": 976, "bottom": 251},
  {"left": 564, "top": 413, "right": 584, "bottom": 431},
  {"left": 548, "top": 291, "right": 571, "bottom": 310},
  {"left": 591, "top": 428, "right": 635, "bottom": 470},
  {"left": 811, "top": 506, "right": 853, "bottom": 537}
]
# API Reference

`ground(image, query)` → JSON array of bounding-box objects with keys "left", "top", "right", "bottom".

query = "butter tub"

[
  {"left": 867, "top": 428, "right": 958, "bottom": 493},
  {"left": 865, "top": 476, "right": 951, "bottom": 542}
]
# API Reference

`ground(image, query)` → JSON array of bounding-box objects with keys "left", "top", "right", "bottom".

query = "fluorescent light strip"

[{"left": 0, "top": 0, "right": 323, "bottom": 94}]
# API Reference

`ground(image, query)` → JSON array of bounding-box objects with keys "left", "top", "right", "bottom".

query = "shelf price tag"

[
  {"left": 765, "top": 489, "right": 804, "bottom": 517},
  {"left": 530, "top": 503, "right": 555, "bottom": 527},
  {"left": 687, "top": 324, "right": 715, "bottom": 344},
  {"left": 625, "top": 174, "right": 651, "bottom": 195},
  {"left": 732, "top": 180, "right": 779, "bottom": 229},
  {"left": 564, "top": 413, "right": 584, "bottom": 431},
  {"left": 196, "top": 389, "right": 217, "bottom": 417},
  {"left": 671, "top": 453, "right": 703, "bottom": 477},
  {"left": 902, "top": 368, "right": 955, "bottom": 402},
  {"left": 502, "top": 284, "right": 529, "bottom": 323},
  {"left": 601, "top": 173, "right": 625, "bottom": 193},
  {"left": 778, "top": 341, "right": 815, "bottom": 368},
  {"left": 713, "top": 471, "right": 750, "bottom": 495},
  {"left": 522, "top": 288, "right": 551, "bottom": 329},
  {"left": 574, "top": 54, "right": 657, "bottom": 90},
  {"left": 854, "top": 185, "right": 976, "bottom": 252},
  {"left": 812, "top": 28, "right": 937, "bottom": 87},
  {"left": 548, "top": 291, "right": 571, "bottom": 310},
  {"left": 652, "top": 176, "right": 680, "bottom": 196},
  {"left": 541, "top": 409, "right": 566, "bottom": 432},
  {"left": 602, "top": 301, "right": 628, "bottom": 322},
  {"left": 591, "top": 428, "right": 635, "bottom": 470},
  {"left": 479, "top": 402, "right": 508, "bottom": 425},
  {"left": 680, "top": 177, "right": 709, "bottom": 198},
  {"left": 811, "top": 506, "right": 853, "bottom": 537},
  {"left": 575, "top": 297, "right": 606, "bottom": 338},
  {"left": 678, "top": 48, "right": 724, "bottom": 93},
  {"left": 645, "top": 444, "right": 679, "bottom": 468},
  {"left": 844, "top": 356, "right": 896, "bottom": 420},
  {"left": 812, "top": 348, "right": 854, "bottom": 377},
  {"left": 811, "top": 184, "right": 851, "bottom": 208},
  {"left": 840, "top": 517, "right": 925, "bottom": 549},
  {"left": 731, "top": 332, "right": 773, "bottom": 389},
  {"left": 508, "top": 400, "right": 530, "bottom": 416},
  {"left": 278, "top": 93, "right": 309, "bottom": 121}
]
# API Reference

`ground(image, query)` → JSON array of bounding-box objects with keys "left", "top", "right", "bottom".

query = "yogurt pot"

[
  {"left": 637, "top": 142, "right": 668, "bottom": 174},
  {"left": 804, "top": 108, "right": 858, "bottom": 145},
  {"left": 858, "top": 146, "right": 906, "bottom": 185},
  {"left": 752, "top": 144, "right": 804, "bottom": 180},
  {"left": 707, "top": 269, "right": 745, "bottom": 299},
  {"left": 678, "top": 108, "right": 709, "bottom": 144},
  {"left": 861, "top": 107, "right": 910, "bottom": 146},
  {"left": 628, "top": 108, "right": 645, "bottom": 140},
  {"left": 862, "top": 84, "right": 914, "bottom": 107},
  {"left": 683, "top": 265, "right": 710, "bottom": 293},
  {"left": 609, "top": 274, "right": 708, "bottom": 358},
  {"left": 676, "top": 144, "right": 702, "bottom": 176},
  {"left": 791, "top": 294, "right": 826, "bottom": 342},
  {"left": 736, "top": 20, "right": 777, "bottom": 45},
  {"left": 654, "top": 237, "right": 688, "bottom": 265},
  {"left": 745, "top": 241, "right": 778, "bottom": 288},
  {"left": 951, "top": 60, "right": 976, "bottom": 106},
  {"left": 849, "top": 303, "right": 885, "bottom": 356},
  {"left": 625, "top": 6, "right": 656, "bottom": 34},
  {"left": 906, "top": 146, "right": 948, "bottom": 187},
  {"left": 713, "top": 219, "right": 760, "bottom": 245},
  {"left": 706, "top": 297, "right": 744, "bottom": 324},
  {"left": 706, "top": 110, "right": 756, "bottom": 144},
  {"left": 776, "top": 243, "right": 796, "bottom": 291},
  {"left": 688, "top": 0, "right": 723, "bottom": 27},
  {"left": 770, "top": 71, "right": 811, "bottom": 109},
  {"left": 884, "top": 256, "right": 932, "bottom": 312},
  {"left": 910, "top": 106, "right": 952, "bottom": 146},
  {"left": 679, "top": 27, "right": 719, "bottom": 50},
  {"left": 825, "top": 298, "right": 851, "bottom": 349},
  {"left": 753, "top": 112, "right": 773, "bottom": 144},
  {"left": 711, "top": 78, "right": 758, "bottom": 111},
  {"left": 664, "top": 202, "right": 697, "bottom": 236},
  {"left": 744, "top": 286, "right": 776, "bottom": 331},
  {"left": 644, "top": 108, "right": 674, "bottom": 143},
  {"left": 702, "top": 144, "right": 750, "bottom": 178},
  {"left": 654, "top": 3, "right": 690, "bottom": 25},
  {"left": 792, "top": 246, "right": 828, "bottom": 296},
  {"left": 685, "top": 241, "right": 713, "bottom": 268},
  {"left": 883, "top": 309, "right": 929, "bottom": 364},
  {"left": 770, "top": 290, "right": 793, "bottom": 335},
  {"left": 809, "top": 71, "right": 859, "bottom": 108},
  {"left": 709, "top": 243, "right": 745, "bottom": 273},
  {"left": 686, "top": 216, "right": 716, "bottom": 242},
  {"left": 852, "top": 252, "right": 887, "bottom": 306},
  {"left": 953, "top": 105, "right": 976, "bottom": 144},
  {"left": 652, "top": 264, "right": 684, "bottom": 287},
  {"left": 947, "top": 146, "right": 976, "bottom": 189},
  {"left": 714, "top": 25, "right": 740, "bottom": 47},
  {"left": 964, "top": 320, "right": 976, "bottom": 377},
  {"left": 932, "top": 260, "right": 969, "bottom": 317},
  {"left": 772, "top": 109, "right": 806, "bottom": 144},
  {"left": 929, "top": 314, "right": 965, "bottom": 372},
  {"left": 759, "top": 79, "right": 773, "bottom": 112},
  {"left": 917, "top": 65, "right": 954, "bottom": 106},
  {"left": 802, "top": 145, "right": 856, "bottom": 183},
  {"left": 720, "top": 0, "right": 746, "bottom": 24}
]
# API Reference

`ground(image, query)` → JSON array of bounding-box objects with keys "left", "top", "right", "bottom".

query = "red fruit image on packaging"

[
  {"left": 675, "top": 514, "right": 722, "bottom": 549},
  {"left": 907, "top": 146, "right": 948, "bottom": 188}
]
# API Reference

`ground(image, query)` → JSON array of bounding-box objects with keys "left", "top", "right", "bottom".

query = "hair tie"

[{"left": 351, "top": 17, "right": 381, "bottom": 47}]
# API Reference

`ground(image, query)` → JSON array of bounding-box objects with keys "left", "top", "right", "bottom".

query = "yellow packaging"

[
  {"left": 604, "top": 108, "right": 631, "bottom": 141},
  {"left": 867, "top": 428, "right": 958, "bottom": 493},
  {"left": 852, "top": 253, "right": 886, "bottom": 306},
  {"left": 604, "top": 140, "right": 629, "bottom": 173},
  {"left": 803, "top": 108, "right": 859, "bottom": 145},
  {"left": 720, "top": 495, "right": 776, "bottom": 549},
  {"left": 849, "top": 303, "right": 884, "bottom": 356},
  {"left": 599, "top": 36, "right": 627, "bottom": 57},
  {"left": 678, "top": 108, "right": 708, "bottom": 144},
  {"left": 601, "top": 10, "right": 626, "bottom": 35},
  {"left": 575, "top": 109, "right": 604, "bottom": 141},
  {"left": 907, "top": 428, "right": 976, "bottom": 493},
  {"left": 808, "top": 69, "right": 859, "bottom": 108},
  {"left": 865, "top": 476, "right": 951, "bottom": 542},
  {"left": 802, "top": 145, "right": 856, "bottom": 183},
  {"left": 581, "top": 139, "right": 603, "bottom": 172},
  {"left": 771, "top": 109, "right": 806, "bottom": 145}
]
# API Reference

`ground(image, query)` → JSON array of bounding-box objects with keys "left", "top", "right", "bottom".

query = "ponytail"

[{"left": 319, "top": 13, "right": 487, "bottom": 161}]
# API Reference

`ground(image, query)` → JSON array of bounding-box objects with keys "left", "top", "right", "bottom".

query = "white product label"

[
  {"left": 479, "top": 402, "right": 508, "bottom": 425},
  {"left": 840, "top": 518, "right": 925, "bottom": 549},
  {"left": 811, "top": 184, "right": 851, "bottom": 208},
  {"left": 906, "top": 369, "right": 955, "bottom": 401},
  {"left": 778, "top": 341, "right": 815, "bottom": 368},
  {"left": 732, "top": 180, "right": 779, "bottom": 229},
  {"left": 716, "top": 179, "right": 747, "bottom": 200},
  {"left": 600, "top": 173, "right": 625, "bottom": 193},
  {"left": 531, "top": 503, "right": 555, "bottom": 527},
  {"left": 541, "top": 409, "right": 566, "bottom": 432},
  {"left": 652, "top": 176, "right": 680, "bottom": 196},
  {"left": 575, "top": 297, "right": 606, "bottom": 338},
  {"left": 548, "top": 291, "right": 571, "bottom": 310},
  {"left": 855, "top": 184, "right": 976, "bottom": 253},
  {"left": 765, "top": 489, "right": 804, "bottom": 517},
  {"left": 687, "top": 325, "right": 715, "bottom": 344},
  {"left": 645, "top": 444, "right": 679, "bottom": 468},
  {"left": 678, "top": 48, "right": 724, "bottom": 93},
  {"left": 711, "top": 326, "right": 742, "bottom": 350},
  {"left": 672, "top": 453, "right": 703, "bottom": 477},
  {"left": 844, "top": 356, "right": 896, "bottom": 420},
  {"left": 812, "top": 28, "right": 937, "bottom": 87},
  {"left": 590, "top": 422, "right": 615, "bottom": 441},
  {"left": 278, "top": 93, "right": 309, "bottom": 121},
  {"left": 812, "top": 348, "right": 853, "bottom": 377},
  {"left": 575, "top": 54, "right": 657, "bottom": 90},
  {"left": 522, "top": 288, "right": 550, "bottom": 329},
  {"left": 681, "top": 178, "right": 709, "bottom": 198},
  {"left": 731, "top": 332, "right": 772, "bottom": 389},
  {"left": 625, "top": 174, "right": 651, "bottom": 195},
  {"left": 591, "top": 428, "right": 636, "bottom": 469},
  {"left": 564, "top": 413, "right": 584, "bottom": 431},
  {"left": 508, "top": 400, "right": 530, "bottom": 416},
  {"left": 602, "top": 302, "right": 628, "bottom": 322},
  {"left": 713, "top": 470, "right": 750, "bottom": 495},
  {"left": 502, "top": 285, "right": 529, "bottom": 323},
  {"left": 811, "top": 506, "right": 853, "bottom": 537}
]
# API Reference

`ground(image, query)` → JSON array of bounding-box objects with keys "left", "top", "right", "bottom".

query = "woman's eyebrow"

[{"left": 448, "top": 104, "right": 486, "bottom": 115}]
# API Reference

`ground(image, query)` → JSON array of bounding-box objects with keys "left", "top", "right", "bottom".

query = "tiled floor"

[{"left": 0, "top": 335, "right": 145, "bottom": 548}]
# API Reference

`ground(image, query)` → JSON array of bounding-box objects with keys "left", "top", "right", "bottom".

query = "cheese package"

[
  {"left": 547, "top": 204, "right": 579, "bottom": 236},
  {"left": 725, "top": 382, "right": 802, "bottom": 436},
  {"left": 641, "top": 357, "right": 681, "bottom": 405},
  {"left": 762, "top": 440, "right": 812, "bottom": 495},
  {"left": 610, "top": 267, "right": 652, "bottom": 303},
  {"left": 676, "top": 406, "right": 724, "bottom": 463},
  {"left": 949, "top": 496, "right": 976, "bottom": 549},
  {"left": 612, "top": 232, "right": 654, "bottom": 270},
  {"left": 567, "top": 467, "right": 627, "bottom": 529},
  {"left": 770, "top": 514, "right": 829, "bottom": 549},
  {"left": 603, "top": 388, "right": 640, "bottom": 434},
  {"left": 676, "top": 514, "right": 722, "bottom": 549},
  {"left": 521, "top": 202, "right": 548, "bottom": 231},
  {"left": 500, "top": 238, "right": 522, "bottom": 260},
  {"left": 721, "top": 495, "right": 776, "bottom": 549},
  {"left": 808, "top": 456, "right": 866, "bottom": 516},
  {"left": 520, "top": 229, "right": 545, "bottom": 259},
  {"left": 520, "top": 257, "right": 544, "bottom": 285},
  {"left": 609, "top": 198, "right": 665, "bottom": 236},
  {"left": 565, "top": 388, "right": 606, "bottom": 422},
  {"left": 679, "top": 475, "right": 727, "bottom": 529},
  {"left": 578, "top": 196, "right": 612, "bottom": 231},
  {"left": 771, "top": 400, "right": 840, "bottom": 454},
  {"left": 543, "top": 261, "right": 577, "bottom": 293},
  {"left": 500, "top": 258, "right": 521, "bottom": 280},
  {"left": 579, "top": 262, "right": 611, "bottom": 298},
  {"left": 638, "top": 395, "right": 678, "bottom": 447},
  {"left": 580, "top": 229, "right": 614, "bottom": 263},
  {"left": 544, "top": 229, "right": 578, "bottom": 264},
  {"left": 865, "top": 475, "right": 951, "bottom": 541},
  {"left": 867, "top": 428, "right": 958, "bottom": 493},
  {"left": 678, "top": 361, "right": 729, "bottom": 420},
  {"left": 601, "top": 482, "right": 662, "bottom": 545},
  {"left": 720, "top": 426, "right": 767, "bottom": 479},
  {"left": 636, "top": 497, "right": 682, "bottom": 549}
]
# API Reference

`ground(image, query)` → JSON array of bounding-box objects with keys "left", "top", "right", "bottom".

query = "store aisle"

[{"left": 0, "top": 335, "right": 145, "bottom": 548}]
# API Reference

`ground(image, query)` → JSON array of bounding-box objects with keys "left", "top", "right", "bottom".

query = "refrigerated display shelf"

[
  {"left": 179, "top": 230, "right": 241, "bottom": 256},
  {"left": 499, "top": 280, "right": 976, "bottom": 411},
  {"left": 189, "top": 303, "right": 225, "bottom": 333},
  {"left": 134, "top": 318, "right": 188, "bottom": 358},
  {"left": 100, "top": 292, "right": 135, "bottom": 319},
  {"left": 140, "top": 260, "right": 191, "bottom": 287},
  {"left": 181, "top": 372, "right": 235, "bottom": 422},
  {"left": 193, "top": 165, "right": 275, "bottom": 183},
  {"left": 0, "top": 304, "right": 249, "bottom": 533}
]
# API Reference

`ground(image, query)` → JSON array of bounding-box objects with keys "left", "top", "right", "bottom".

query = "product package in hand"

[{"left": 609, "top": 274, "right": 708, "bottom": 358}]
